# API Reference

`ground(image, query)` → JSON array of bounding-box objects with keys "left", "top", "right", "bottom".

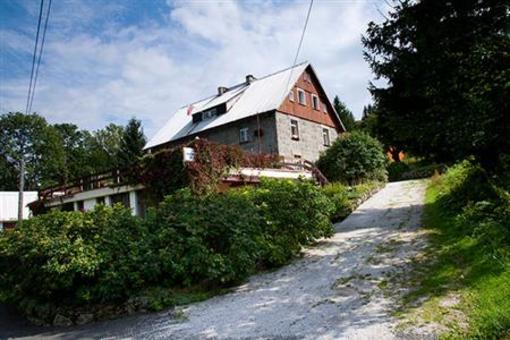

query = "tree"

[
  {"left": 86, "top": 123, "right": 124, "bottom": 172},
  {"left": 333, "top": 96, "right": 356, "bottom": 131},
  {"left": 117, "top": 118, "right": 146, "bottom": 168},
  {"left": 316, "top": 131, "right": 387, "bottom": 185},
  {"left": 0, "top": 155, "right": 17, "bottom": 191},
  {"left": 0, "top": 112, "right": 50, "bottom": 223},
  {"left": 363, "top": 0, "right": 510, "bottom": 168},
  {"left": 53, "top": 123, "right": 91, "bottom": 183}
]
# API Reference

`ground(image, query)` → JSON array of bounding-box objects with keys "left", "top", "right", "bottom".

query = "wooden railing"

[{"left": 39, "top": 168, "right": 134, "bottom": 201}]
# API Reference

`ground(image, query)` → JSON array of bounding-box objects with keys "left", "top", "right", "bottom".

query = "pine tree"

[
  {"left": 117, "top": 118, "right": 147, "bottom": 168},
  {"left": 333, "top": 96, "right": 356, "bottom": 131}
]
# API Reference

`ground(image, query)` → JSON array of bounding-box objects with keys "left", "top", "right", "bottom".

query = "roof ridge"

[{"left": 177, "top": 61, "right": 309, "bottom": 110}]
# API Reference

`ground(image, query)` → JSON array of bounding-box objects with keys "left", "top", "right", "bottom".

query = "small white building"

[{"left": 0, "top": 191, "right": 38, "bottom": 230}]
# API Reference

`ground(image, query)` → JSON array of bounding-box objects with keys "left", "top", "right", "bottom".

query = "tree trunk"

[{"left": 17, "top": 157, "right": 25, "bottom": 226}]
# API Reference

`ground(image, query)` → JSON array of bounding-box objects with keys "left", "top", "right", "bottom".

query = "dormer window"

[
  {"left": 312, "top": 95, "right": 319, "bottom": 110},
  {"left": 297, "top": 89, "right": 306, "bottom": 105},
  {"left": 202, "top": 108, "right": 217, "bottom": 119}
]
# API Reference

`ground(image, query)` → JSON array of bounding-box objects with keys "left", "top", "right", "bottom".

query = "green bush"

[
  {"left": 387, "top": 160, "right": 447, "bottom": 182},
  {"left": 146, "top": 188, "right": 265, "bottom": 286},
  {"left": 245, "top": 179, "right": 334, "bottom": 266},
  {"left": 0, "top": 205, "right": 150, "bottom": 313},
  {"left": 322, "top": 181, "right": 383, "bottom": 221},
  {"left": 316, "top": 131, "right": 387, "bottom": 184},
  {"left": 436, "top": 160, "right": 499, "bottom": 211},
  {"left": 0, "top": 179, "right": 335, "bottom": 322}
]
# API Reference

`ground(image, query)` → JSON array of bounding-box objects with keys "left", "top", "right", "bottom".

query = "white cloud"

[{"left": 0, "top": 0, "right": 389, "bottom": 137}]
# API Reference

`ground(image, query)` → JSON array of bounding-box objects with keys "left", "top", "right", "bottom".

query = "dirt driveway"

[{"left": 3, "top": 180, "right": 428, "bottom": 340}]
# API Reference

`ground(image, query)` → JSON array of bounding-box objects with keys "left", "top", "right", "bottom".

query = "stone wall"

[
  {"left": 200, "top": 112, "right": 279, "bottom": 155},
  {"left": 275, "top": 111, "right": 339, "bottom": 162}
]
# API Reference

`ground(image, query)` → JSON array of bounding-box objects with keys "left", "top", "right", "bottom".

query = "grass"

[{"left": 398, "top": 172, "right": 510, "bottom": 339}]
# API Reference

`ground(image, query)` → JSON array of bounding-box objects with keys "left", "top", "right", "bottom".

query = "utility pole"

[{"left": 18, "top": 156, "right": 25, "bottom": 225}]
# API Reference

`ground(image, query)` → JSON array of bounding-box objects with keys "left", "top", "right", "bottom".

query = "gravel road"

[{"left": 2, "top": 180, "right": 428, "bottom": 340}]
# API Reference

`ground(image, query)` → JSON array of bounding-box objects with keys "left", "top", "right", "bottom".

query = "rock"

[
  {"left": 75, "top": 313, "right": 94, "bottom": 325},
  {"left": 53, "top": 314, "right": 73, "bottom": 327}
]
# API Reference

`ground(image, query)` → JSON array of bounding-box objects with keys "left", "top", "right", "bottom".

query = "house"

[
  {"left": 145, "top": 62, "right": 346, "bottom": 162},
  {"left": 30, "top": 62, "right": 340, "bottom": 217},
  {"left": 0, "top": 191, "right": 38, "bottom": 230}
]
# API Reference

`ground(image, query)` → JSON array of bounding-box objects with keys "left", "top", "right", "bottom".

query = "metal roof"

[
  {"left": 145, "top": 62, "right": 346, "bottom": 149},
  {"left": 0, "top": 191, "right": 38, "bottom": 221},
  {"left": 145, "top": 62, "right": 312, "bottom": 150}
]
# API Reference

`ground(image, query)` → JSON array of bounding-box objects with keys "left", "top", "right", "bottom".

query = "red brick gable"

[{"left": 278, "top": 66, "right": 342, "bottom": 131}]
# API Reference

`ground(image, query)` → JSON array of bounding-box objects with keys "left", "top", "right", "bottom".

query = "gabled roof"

[{"left": 145, "top": 62, "right": 342, "bottom": 150}]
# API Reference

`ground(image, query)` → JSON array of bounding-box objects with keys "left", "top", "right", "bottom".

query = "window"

[
  {"left": 322, "top": 128, "right": 330, "bottom": 146},
  {"left": 288, "top": 90, "right": 294, "bottom": 102},
  {"left": 239, "top": 127, "right": 249, "bottom": 143},
  {"left": 304, "top": 73, "right": 311, "bottom": 83},
  {"left": 322, "top": 101, "right": 327, "bottom": 113},
  {"left": 290, "top": 119, "right": 299, "bottom": 140},
  {"left": 312, "top": 95, "right": 319, "bottom": 110},
  {"left": 76, "top": 200, "right": 84, "bottom": 212},
  {"left": 202, "top": 108, "right": 217, "bottom": 119},
  {"left": 96, "top": 197, "right": 105, "bottom": 205},
  {"left": 297, "top": 89, "right": 306, "bottom": 105}
]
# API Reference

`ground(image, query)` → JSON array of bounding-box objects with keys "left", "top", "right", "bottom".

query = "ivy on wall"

[{"left": 137, "top": 139, "right": 282, "bottom": 200}]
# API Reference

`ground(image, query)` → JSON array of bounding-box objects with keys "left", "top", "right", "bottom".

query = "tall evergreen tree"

[
  {"left": 333, "top": 96, "right": 356, "bottom": 131},
  {"left": 363, "top": 0, "right": 510, "bottom": 167},
  {"left": 117, "top": 118, "right": 146, "bottom": 168}
]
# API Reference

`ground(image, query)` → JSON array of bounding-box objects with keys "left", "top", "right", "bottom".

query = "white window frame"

[
  {"left": 289, "top": 89, "right": 294, "bottom": 102},
  {"left": 297, "top": 88, "right": 306, "bottom": 105},
  {"left": 312, "top": 95, "right": 319, "bottom": 110},
  {"left": 322, "top": 128, "right": 330, "bottom": 146},
  {"left": 322, "top": 101, "right": 327, "bottom": 113},
  {"left": 239, "top": 127, "right": 249, "bottom": 143},
  {"left": 290, "top": 119, "right": 299, "bottom": 140}
]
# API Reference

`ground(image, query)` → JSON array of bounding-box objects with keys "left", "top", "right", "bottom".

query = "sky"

[{"left": 0, "top": 0, "right": 390, "bottom": 139}]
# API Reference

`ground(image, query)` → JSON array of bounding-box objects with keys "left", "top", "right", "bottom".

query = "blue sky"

[{"left": 0, "top": 0, "right": 389, "bottom": 138}]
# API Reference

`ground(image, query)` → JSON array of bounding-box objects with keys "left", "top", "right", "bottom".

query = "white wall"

[{"left": 0, "top": 191, "right": 38, "bottom": 222}]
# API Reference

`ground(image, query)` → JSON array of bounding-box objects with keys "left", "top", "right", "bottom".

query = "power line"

[
  {"left": 284, "top": 0, "right": 314, "bottom": 95},
  {"left": 28, "top": 0, "right": 52, "bottom": 114},
  {"left": 25, "top": 0, "right": 45, "bottom": 114}
]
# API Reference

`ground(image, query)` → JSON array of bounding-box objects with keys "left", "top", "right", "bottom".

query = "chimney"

[
  {"left": 217, "top": 86, "right": 228, "bottom": 95},
  {"left": 245, "top": 74, "right": 256, "bottom": 84}
]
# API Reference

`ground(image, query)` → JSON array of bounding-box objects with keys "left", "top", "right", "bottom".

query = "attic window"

[
  {"left": 297, "top": 89, "right": 306, "bottom": 105},
  {"left": 203, "top": 108, "right": 217, "bottom": 119},
  {"left": 312, "top": 95, "right": 319, "bottom": 110},
  {"left": 322, "top": 101, "right": 327, "bottom": 113},
  {"left": 304, "top": 73, "right": 311, "bottom": 83}
]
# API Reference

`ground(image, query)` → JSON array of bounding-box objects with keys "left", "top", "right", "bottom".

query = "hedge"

[{"left": 0, "top": 179, "right": 334, "bottom": 324}]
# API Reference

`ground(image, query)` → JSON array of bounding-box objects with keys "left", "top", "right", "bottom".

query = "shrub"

[
  {"left": 322, "top": 183, "right": 351, "bottom": 221},
  {"left": 244, "top": 179, "right": 334, "bottom": 266},
  {"left": 146, "top": 188, "right": 265, "bottom": 286},
  {"left": 436, "top": 160, "right": 499, "bottom": 211},
  {"left": 0, "top": 205, "right": 150, "bottom": 317},
  {"left": 0, "top": 179, "right": 335, "bottom": 323},
  {"left": 316, "top": 131, "right": 387, "bottom": 184},
  {"left": 322, "top": 181, "right": 383, "bottom": 221},
  {"left": 387, "top": 161, "right": 447, "bottom": 182}
]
